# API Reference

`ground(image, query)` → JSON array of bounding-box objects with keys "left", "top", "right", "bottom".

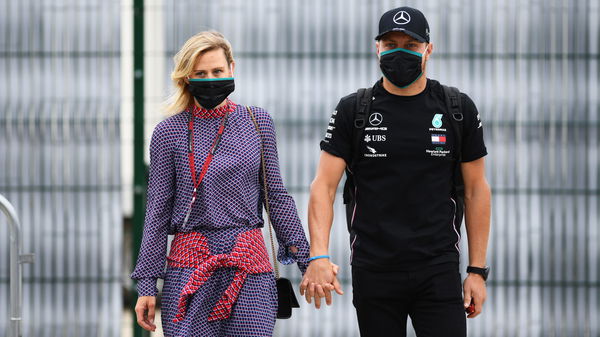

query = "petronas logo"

[{"left": 432, "top": 114, "right": 443, "bottom": 128}]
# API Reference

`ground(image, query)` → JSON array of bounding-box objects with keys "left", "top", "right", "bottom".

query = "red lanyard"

[{"left": 183, "top": 109, "right": 229, "bottom": 225}]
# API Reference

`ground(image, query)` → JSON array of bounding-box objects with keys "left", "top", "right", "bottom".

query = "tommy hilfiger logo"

[{"left": 431, "top": 134, "right": 446, "bottom": 144}]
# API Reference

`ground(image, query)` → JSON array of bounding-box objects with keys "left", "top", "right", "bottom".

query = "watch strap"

[{"left": 467, "top": 266, "right": 489, "bottom": 281}]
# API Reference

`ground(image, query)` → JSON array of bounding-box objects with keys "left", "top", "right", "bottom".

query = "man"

[{"left": 299, "top": 6, "right": 491, "bottom": 337}]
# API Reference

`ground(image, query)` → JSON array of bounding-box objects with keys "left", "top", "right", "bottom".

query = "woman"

[{"left": 131, "top": 31, "right": 325, "bottom": 336}]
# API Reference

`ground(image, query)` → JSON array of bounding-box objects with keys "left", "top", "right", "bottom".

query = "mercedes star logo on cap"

[
  {"left": 376, "top": 7, "right": 430, "bottom": 44},
  {"left": 393, "top": 11, "right": 411, "bottom": 25}
]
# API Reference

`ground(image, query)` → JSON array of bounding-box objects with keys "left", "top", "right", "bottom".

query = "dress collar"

[{"left": 188, "top": 100, "right": 236, "bottom": 118}]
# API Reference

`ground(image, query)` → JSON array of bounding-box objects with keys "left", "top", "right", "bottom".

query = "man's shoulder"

[
  {"left": 426, "top": 78, "right": 448, "bottom": 100},
  {"left": 336, "top": 86, "right": 374, "bottom": 117},
  {"left": 431, "top": 80, "right": 473, "bottom": 104},
  {"left": 431, "top": 80, "right": 478, "bottom": 117},
  {"left": 338, "top": 91, "right": 359, "bottom": 111}
]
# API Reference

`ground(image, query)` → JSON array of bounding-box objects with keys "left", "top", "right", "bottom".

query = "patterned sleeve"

[
  {"left": 252, "top": 106, "right": 310, "bottom": 274},
  {"left": 130, "top": 121, "right": 176, "bottom": 296}
]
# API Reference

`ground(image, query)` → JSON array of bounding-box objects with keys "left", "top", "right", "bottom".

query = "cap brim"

[{"left": 375, "top": 28, "right": 427, "bottom": 42}]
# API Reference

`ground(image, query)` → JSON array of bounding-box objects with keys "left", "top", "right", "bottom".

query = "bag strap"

[
  {"left": 342, "top": 87, "right": 373, "bottom": 206},
  {"left": 351, "top": 87, "right": 374, "bottom": 171},
  {"left": 246, "top": 106, "right": 280, "bottom": 279},
  {"left": 441, "top": 85, "right": 465, "bottom": 198}
]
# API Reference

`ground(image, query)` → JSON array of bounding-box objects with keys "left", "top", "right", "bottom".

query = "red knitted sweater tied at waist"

[{"left": 166, "top": 228, "right": 273, "bottom": 322}]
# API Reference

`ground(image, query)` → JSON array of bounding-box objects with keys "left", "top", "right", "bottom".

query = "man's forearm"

[
  {"left": 307, "top": 181, "right": 336, "bottom": 257},
  {"left": 464, "top": 181, "right": 491, "bottom": 267}
]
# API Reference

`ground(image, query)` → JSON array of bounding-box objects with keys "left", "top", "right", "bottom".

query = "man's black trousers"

[{"left": 352, "top": 262, "right": 467, "bottom": 337}]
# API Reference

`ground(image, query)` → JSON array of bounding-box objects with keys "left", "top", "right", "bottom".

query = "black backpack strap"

[
  {"left": 442, "top": 85, "right": 465, "bottom": 199},
  {"left": 350, "top": 87, "right": 373, "bottom": 171},
  {"left": 342, "top": 87, "right": 373, "bottom": 206},
  {"left": 354, "top": 88, "right": 368, "bottom": 128},
  {"left": 342, "top": 87, "right": 373, "bottom": 232}
]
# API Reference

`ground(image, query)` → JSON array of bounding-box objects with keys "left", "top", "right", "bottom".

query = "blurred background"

[{"left": 0, "top": 0, "right": 598, "bottom": 336}]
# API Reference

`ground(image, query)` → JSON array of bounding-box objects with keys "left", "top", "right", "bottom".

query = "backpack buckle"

[{"left": 450, "top": 96, "right": 460, "bottom": 108}]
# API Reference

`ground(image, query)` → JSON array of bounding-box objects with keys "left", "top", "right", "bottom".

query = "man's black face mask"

[{"left": 379, "top": 47, "right": 425, "bottom": 88}]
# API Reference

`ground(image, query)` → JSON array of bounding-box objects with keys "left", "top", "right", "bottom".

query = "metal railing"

[{"left": 0, "top": 194, "right": 34, "bottom": 337}]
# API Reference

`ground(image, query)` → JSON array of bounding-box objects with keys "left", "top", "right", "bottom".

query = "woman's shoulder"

[
  {"left": 151, "top": 112, "right": 187, "bottom": 141},
  {"left": 237, "top": 104, "right": 273, "bottom": 128},
  {"left": 155, "top": 112, "right": 188, "bottom": 131}
]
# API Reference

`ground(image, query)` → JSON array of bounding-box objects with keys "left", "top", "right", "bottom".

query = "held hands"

[
  {"left": 135, "top": 296, "right": 157, "bottom": 332},
  {"left": 299, "top": 258, "right": 344, "bottom": 309},
  {"left": 463, "top": 273, "right": 487, "bottom": 318}
]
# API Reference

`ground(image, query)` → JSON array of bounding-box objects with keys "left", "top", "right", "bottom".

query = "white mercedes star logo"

[
  {"left": 393, "top": 11, "right": 411, "bottom": 25},
  {"left": 369, "top": 113, "right": 383, "bottom": 126}
]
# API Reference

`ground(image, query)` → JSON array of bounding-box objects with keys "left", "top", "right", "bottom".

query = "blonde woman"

[{"left": 131, "top": 31, "right": 326, "bottom": 336}]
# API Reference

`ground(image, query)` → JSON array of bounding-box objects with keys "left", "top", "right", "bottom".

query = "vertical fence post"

[{"left": 132, "top": 0, "right": 148, "bottom": 336}]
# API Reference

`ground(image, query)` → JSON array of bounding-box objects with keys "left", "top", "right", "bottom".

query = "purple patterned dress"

[{"left": 131, "top": 101, "right": 309, "bottom": 337}]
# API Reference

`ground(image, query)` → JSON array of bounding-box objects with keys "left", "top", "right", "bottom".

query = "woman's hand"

[
  {"left": 135, "top": 296, "right": 157, "bottom": 331},
  {"left": 331, "top": 262, "right": 340, "bottom": 276},
  {"left": 299, "top": 259, "right": 344, "bottom": 309}
]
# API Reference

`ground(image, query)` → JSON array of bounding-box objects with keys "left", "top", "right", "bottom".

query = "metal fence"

[
  {"left": 158, "top": 0, "right": 599, "bottom": 336},
  {"left": 0, "top": 0, "right": 122, "bottom": 336},
  {"left": 1, "top": 0, "right": 598, "bottom": 336}
]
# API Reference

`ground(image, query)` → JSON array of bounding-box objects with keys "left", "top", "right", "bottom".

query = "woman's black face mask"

[
  {"left": 379, "top": 47, "right": 426, "bottom": 88},
  {"left": 187, "top": 77, "right": 235, "bottom": 110}
]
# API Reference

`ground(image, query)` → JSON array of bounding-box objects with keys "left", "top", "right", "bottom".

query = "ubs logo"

[{"left": 364, "top": 134, "right": 386, "bottom": 142}]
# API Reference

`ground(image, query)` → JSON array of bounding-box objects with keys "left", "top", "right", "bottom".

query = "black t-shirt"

[{"left": 320, "top": 78, "right": 487, "bottom": 271}]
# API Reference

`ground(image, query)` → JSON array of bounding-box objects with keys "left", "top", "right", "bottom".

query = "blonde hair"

[{"left": 164, "top": 31, "right": 234, "bottom": 115}]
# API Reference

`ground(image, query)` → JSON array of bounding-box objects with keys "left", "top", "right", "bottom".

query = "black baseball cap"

[{"left": 375, "top": 6, "right": 430, "bottom": 43}]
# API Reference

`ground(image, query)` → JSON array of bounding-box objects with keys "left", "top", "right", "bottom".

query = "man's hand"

[
  {"left": 299, "top": 259, "right": 344, "bottom": 309},
  {"left": 135, "top": 296, "right": 157, "bottom": 331},
  {"left": 463, "top": 274, "right": 487, "bottom": 318}
]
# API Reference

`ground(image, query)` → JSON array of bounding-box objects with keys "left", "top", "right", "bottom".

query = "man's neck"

[{"left": 381, "top": 74, "right": 427, "bottom": 96}]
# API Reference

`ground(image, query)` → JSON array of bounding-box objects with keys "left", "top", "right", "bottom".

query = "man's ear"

[
  {"left": 425, "top": 43, "right": 434, "bottom": 61},
  {"left": 375, "top": 41, "right": 381, "bottom": 58}
]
